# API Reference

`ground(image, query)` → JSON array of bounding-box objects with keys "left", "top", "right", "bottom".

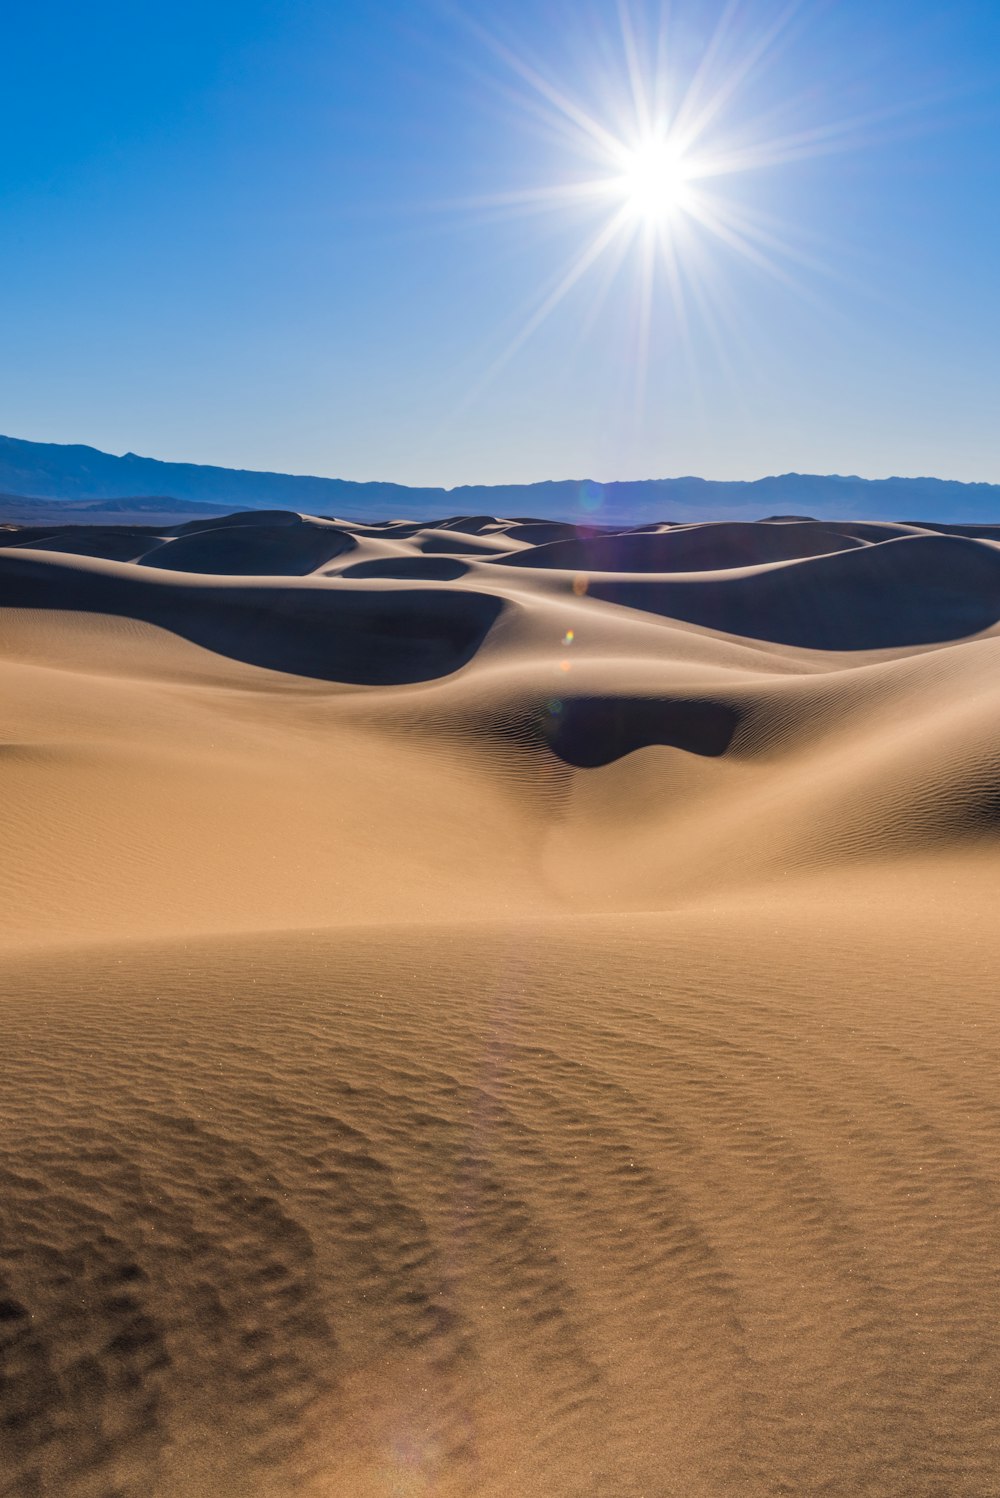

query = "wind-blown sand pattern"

[{"left": 2, "top": 510, "right": 1000, "bottom": 1496}]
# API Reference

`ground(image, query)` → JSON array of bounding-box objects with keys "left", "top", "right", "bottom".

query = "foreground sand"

[{"left": 2, "top": 512, "right": 1000, "bottom": 1495}]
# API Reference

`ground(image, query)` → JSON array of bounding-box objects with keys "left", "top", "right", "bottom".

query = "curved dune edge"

[
  {"left": 0, "top": 548, "right": 504, "bottom": 684},
  {"left": 3, "top": 512, "right": 1000, "bottom": 1496}
]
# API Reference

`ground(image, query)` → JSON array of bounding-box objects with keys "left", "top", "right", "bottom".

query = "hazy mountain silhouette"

[{"left": 2, "top": 434, "right": 999, "bottom": 523}]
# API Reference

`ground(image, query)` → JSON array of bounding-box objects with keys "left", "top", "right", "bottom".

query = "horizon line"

[{"left": 3, "top": 434, "right": 1000, "bottom": 494}]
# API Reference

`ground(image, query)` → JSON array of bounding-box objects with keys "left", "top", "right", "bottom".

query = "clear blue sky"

[{"left": 2, "top": 0, "right": 999, "bottom": 487}]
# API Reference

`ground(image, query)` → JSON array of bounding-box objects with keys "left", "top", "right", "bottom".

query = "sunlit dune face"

[{"left": 616, "top": 138, "right": 693, "bottom": 224}]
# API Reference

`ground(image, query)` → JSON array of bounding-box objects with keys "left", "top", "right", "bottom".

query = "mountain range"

[{"left": 2, "top": 433, "right": 1000, "bottom": 523}]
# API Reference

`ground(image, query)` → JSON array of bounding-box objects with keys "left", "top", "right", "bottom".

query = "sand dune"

[
  {"left": 3, "top": 511, "right": 1000, "bottom": 1495},
  {"left": 139, "top": 522, "right": 355, "bottom": 576},
  {"left": 496, "top": 517, "right": 869, "bottom": 571}
]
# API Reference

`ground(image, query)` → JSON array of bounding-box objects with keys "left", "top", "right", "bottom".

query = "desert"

[
  {"left": 2, "top": 510, "right": 1000, "bottom": 1495},
  {"left": 8, "top": 0, "right": 1000, "bottom": 1486}
]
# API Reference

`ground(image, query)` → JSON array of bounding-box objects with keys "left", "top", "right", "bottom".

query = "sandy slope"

[{"left": 2, "top": 512, "right": 1000, "bottom": 1496}]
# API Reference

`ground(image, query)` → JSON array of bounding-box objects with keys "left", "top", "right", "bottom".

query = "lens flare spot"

[
  {"left": 572, "top": 575, "right": 589, "bottom": 596},
  {"left": 578, "top": 480, "right": 604, "bottom": 514},
  {"left": 559, "top": 660, "right": 572, "bottom": 672},
  {"left": 561, "top": 629, "right": 575, "bottom": 647}
]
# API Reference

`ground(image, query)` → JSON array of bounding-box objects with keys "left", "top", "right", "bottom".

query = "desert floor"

[{"left": 2, "top": 510, "right": 1000, "bottom": 1496}]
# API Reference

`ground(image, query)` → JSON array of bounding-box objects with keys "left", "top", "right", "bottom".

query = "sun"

[
  {"left": 616, "top": 138, "right": 693, "bottom": 224},
  {"left": 450, "top": 2, "right": 853, "bottom": 410}
]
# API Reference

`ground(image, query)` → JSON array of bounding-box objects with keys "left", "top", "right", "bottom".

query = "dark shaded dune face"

[
  {"left": 431, "top": 515, "right": 502, "bottom": 535},
  {"left": 340, "top": 556, "right": 469, "bottom": 581},
  {"left": 832, "top": 520, "right": 924, "bottom": 542},
  {"left": 497, "top": 520, "right": 865, "bottom": 573},
  {"left": 141, "top": 523, "right": 356, "bottom": 576},
  {"left": 416, "top": 531, "right": 510, "bottom": 557},
  {"left": 907, "top": 521, "right": 1000, "bottom": 540},
  {"left": 590, "top": 534, "right": 1000, "bottom": 649},
  {"left": 0, "top": 552, "right": 502, "bottom": 684},
  {"left": 332, "top": 520, "right": 428, "bottom": 540},
  {"left": 174, "top": 509, "right": 306, "bottom": 535},
  {"left": 499, "top": 521, "right": 609, "bottom": 546},
  {"left": 7, "top": 527, "right": 162, "bottom": 562},
  {"left": 541, "top": 695, "right": 740, "bottom": 768}
]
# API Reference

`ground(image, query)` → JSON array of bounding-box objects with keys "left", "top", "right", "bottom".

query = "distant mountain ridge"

[
  {"left": 0, "top": 490, "right": 235, "bottom": 527},
  {"left": 3, "top": 434, "right": 999, "bottom": 523}
]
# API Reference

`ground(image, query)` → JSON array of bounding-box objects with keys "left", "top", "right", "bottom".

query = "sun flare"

[
  {"left": 453, "top": 1, "right": 864, "bottom": 410},
  {"left": 616, "top": 138, "right": 693, "bottom": 223}
]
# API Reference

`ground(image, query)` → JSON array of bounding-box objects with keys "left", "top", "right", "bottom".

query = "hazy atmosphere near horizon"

[
  {"left": 3, "top": 0, "right": 1000, "bottom": 487},
  {"left": 6, "top": 6, "right": 1000, "bottom": 1498}
]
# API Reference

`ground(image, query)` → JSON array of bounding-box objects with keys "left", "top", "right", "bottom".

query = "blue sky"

[{"left": 2, "top": 0, "right": 999, "bottom": 487}]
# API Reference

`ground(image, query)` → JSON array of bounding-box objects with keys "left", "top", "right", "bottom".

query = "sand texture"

[{"left": 2, "top": 510, "right": 1000, "bottom": 1496}]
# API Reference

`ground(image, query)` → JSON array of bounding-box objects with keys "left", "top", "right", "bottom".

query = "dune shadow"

[
  {"left": 340, "top": 556, "right": 469, "bottom": 581},
  {"left": 589, "top": 535, "right": 1000, "bottom": 649},
  {"left": 541, "top": 695, "right": 739, "bottom": 768},
  {"left": 0, "top": 551, "right": 501, "bottom": 685},
  {"left": 7, "top": 527, "right": 163, "bottom": 563},
  {"left": 497, "top": 520, "right": 866, "bottom": 573},
  {"left": 140, "top": 523, "right": 356, "bottom": 575}
]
